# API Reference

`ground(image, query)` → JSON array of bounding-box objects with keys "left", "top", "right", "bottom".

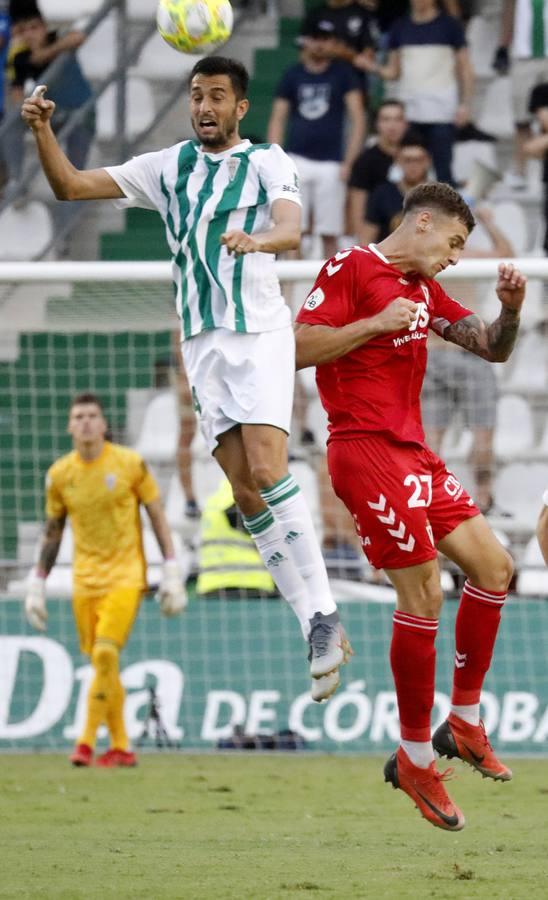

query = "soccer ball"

[{"left": 156, "top": 0, "right": 233, "bottom": 54}]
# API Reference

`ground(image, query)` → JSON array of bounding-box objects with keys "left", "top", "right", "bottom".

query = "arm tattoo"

[
  {"left": 486, "top": 305, "right": 521, "bottom": 361},
  {"left": 38, "top": 516, "right": 66, "bottom": 575},
  {"left": 444, "top": 308, "right": 520, "bottom": 362}
]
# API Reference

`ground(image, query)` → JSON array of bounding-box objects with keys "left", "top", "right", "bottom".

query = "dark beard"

[
  {"left": 199, "top": 131, "right": 228, "bottom": 149},
  {"left": 192, "top": 116, "right": 237, "bottom": 150}
]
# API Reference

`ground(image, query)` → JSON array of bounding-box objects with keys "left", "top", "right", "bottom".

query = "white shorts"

[
  {"left": 181, "top": 326, "right": 295, "bottom": 453},
  {"left": 289, "top": 154, "right": 345, "bottom": 237}
]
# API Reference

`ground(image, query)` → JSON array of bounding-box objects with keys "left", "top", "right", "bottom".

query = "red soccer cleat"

[
  {"left": 384, "top": 746, "right": 465, "bottom": 832},
  {"left": 433, "top": 713, "right": 512, "bottom": 781},
  {"left": 96, "top": 748, "right": 138, "bottom": 768},
  {"left": 69, "top": 743, "right": 93, "bottom": 767}
]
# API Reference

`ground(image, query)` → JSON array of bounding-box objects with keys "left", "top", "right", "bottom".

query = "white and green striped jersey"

[
  {"left": 513, "top": 0, "right": 548, "bottom": 58},
  {"left": 105, "top": 139, "right": 301, "bottom": 340}
]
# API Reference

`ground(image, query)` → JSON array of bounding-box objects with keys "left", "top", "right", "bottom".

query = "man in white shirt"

[{"left": 20, "top": 56, "right": 352, "bottom": 701}]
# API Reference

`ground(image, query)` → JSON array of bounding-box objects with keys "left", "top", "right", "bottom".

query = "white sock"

[
  {"left": 260, "top": 475, "right": 337, "bottom": 619},
  {"left": 401, "top": 740, "right": 435, "bottom": 769},
  {"left": 451, "top": 703, "right": 480, "bottom": 726},
  {"left": 243, "top": 508, "right": 311, "bottom": 639}
]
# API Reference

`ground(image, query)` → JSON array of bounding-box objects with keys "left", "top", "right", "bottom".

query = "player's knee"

[
  {"left": 419, "top": 583, "right": 444, "bottom": 619},
  {"left": 468, "top": 546, "right": 514, "bottom": 592},
  {"left": 494, "top": 548, "right": 514, "bottom": 591},
  {"left": 91, "top": 641, "right": 119, "bottom": 675},
  {"left": 230, "top": 480, "right": 262, "bottom": 516},
  {"left": 248, "top": 463, "right": 279, "bottom": 491},
  {"left": 396, "top": 579, "right": 443, "bottom": 619}
]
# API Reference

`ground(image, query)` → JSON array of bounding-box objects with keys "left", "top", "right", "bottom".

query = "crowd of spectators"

[{"left": 263, "top": 0, "right": 548, "bottom": 257}]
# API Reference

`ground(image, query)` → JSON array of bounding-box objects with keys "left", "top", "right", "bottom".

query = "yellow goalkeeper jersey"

[{"left": 46, "top": 442, "right": 160, "bottom": 595}]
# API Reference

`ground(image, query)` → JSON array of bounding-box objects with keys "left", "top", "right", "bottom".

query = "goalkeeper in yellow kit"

[{"left": 24, "top": 393, "right": 187, "bottom": 767}]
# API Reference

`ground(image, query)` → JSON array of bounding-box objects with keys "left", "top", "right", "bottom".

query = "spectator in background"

[
  {"left": 348, "top": 98, "right": 408, "bottom": 238},
  {"left": 494, "top": 0, "right": 548, "bottom": 188},
  {"left": 299, "top": 0, "right": 376, "bottom": 99},
  {"left": 171, "top": 333, "right": 200, "bottom": 519},
  {"left": 359, "top": 133, "right": 431, "bottom": 244},
  {"left": 523, "top": 81, "right": 548, "bottom": 251},
  {"left": 365, "top": 0, "right": 474, "bottom": 184},
  {"left": 5, "top": 6, "right": 93, "bottom": 190},
  {"left": 196, "top": 478, "right": 276, "bottom": 598},
  {"left": 422, "top": 206, "right": 515, "bottom": 516},
  {"left": 267, "top": 22, "right": 365, "bottom": 259}
]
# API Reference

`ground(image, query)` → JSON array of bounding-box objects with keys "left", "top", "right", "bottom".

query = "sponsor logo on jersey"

[
  {"left": 227, "top": 157, "right": 240, "bottom": 182},
  {"left": 105, "top": 474, "right": 117, "bottom": 490},
  {"left": 304, "top": 287, "right": 325, "bottom": 310},
  {"left": 393, "top": 332, "right": 428, "bottom": 348},
  {"left": 420, "top": 283, "right": 430, "bottom": 304}
]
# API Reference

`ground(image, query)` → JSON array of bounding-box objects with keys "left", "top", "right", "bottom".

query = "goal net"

[{"left": 0, "top": 259, "right": 547, "bottom": 754}]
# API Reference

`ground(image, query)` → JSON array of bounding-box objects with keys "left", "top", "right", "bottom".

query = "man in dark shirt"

[
  {"left": 360, "top": 134, "right": 431, "bottom": 244},
  {"left": 363, "top": 0, "right": 474, "bottom": 183},
  {"left": 348, "top": 98, "right": 409, "bottom": 237},
  {"left": 5, "top": 8, "right": 93, "bottom": 186},
  {"left": 299, "top": 0, "right": 375, "bottom": 96},
  {"left": 268, "top": 23, "right": 365, "bottom": 258}
]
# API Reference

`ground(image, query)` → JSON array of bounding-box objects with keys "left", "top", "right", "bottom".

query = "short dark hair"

[
  {"left": 377, "top": 98, "right": 405, "bottom": 114},
  {"left": 10, "top": 7, "right": 44, "bottom": 25},
  {"left": 70, "top": 392, "right": 105, "bottom": 413},
  {"left": 403, "top": 182, "right": 475, "bottom": 233},
  {"left": 188, "top": 56, "right": 249, "bottom": 100},
  {"left": 399, "top": 131, "right": 430, "bottom": 154}
]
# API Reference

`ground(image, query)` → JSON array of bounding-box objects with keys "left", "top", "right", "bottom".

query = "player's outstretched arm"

[
  {"left": 295, "top": 297, "right": 418, "bottom": 369},
  {"left": 24, "top": 515, "right": 66, "bottom": 631},
  {"left": 444, "top": 262, "right": 526, "bottom": 362},
  {"left": 21, "top": 86, "right": 124, "bottom": 201},
  {"left": 145, "top": 499, "right": 187, "bottom": 616}
]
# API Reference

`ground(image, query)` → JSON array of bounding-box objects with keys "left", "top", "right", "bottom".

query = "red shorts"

[{"left": 327, "top": 434, "right": 480, "bottom": 570}]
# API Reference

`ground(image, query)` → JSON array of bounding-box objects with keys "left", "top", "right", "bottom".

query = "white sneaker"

[
  {"left": 308, "top": 611, "right": 353, "bottom": 678},
  {"left": 311, "top": 670, "right": 340, "bottom": 702}
]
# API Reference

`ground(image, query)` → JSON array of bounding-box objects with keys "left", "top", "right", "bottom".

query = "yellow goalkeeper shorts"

[{"left": 73, "top": 586, "right": 143, "bottom": 656}]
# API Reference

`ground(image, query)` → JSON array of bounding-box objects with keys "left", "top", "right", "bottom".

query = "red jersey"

[{"left": 296, "top": 244, "right": 472, "bottom": 444}]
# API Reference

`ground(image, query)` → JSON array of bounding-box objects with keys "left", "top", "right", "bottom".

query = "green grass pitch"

[{"left": 1, "top": 755, "right": 547, "bottom": 899}]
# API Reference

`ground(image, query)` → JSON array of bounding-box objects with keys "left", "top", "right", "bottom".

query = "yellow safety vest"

[{"left": 196, "top": 479, "right": 275, "bottom": 595}]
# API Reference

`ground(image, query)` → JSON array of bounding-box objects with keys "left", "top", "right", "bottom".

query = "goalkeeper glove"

[
  {"left": 158, "top": 559, "right": 188, "bottom": 616},
  {"left": 25, "top": 569, "right": 47, "bottom": 632}
]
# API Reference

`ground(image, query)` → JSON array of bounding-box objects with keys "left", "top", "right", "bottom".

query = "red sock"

[
  {"left": 452, "top": 580, "right": 506, "bottom": 706},
  {"left": 390, "top": 611, "right": 438, "bottom": 742}
]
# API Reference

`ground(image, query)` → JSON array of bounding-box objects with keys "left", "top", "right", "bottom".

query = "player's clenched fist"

[
  {"left": 496, "top": 262, "right": 527, "bottom": 312},
  {"left": 372, "top": 297, "right": 419, "bottom": 333},
  {"left": 221, "top": 229, "right": 260, "bottom": 256},
  {"left": 21, "top": 84, "right": 55, "bottom": 132}
]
